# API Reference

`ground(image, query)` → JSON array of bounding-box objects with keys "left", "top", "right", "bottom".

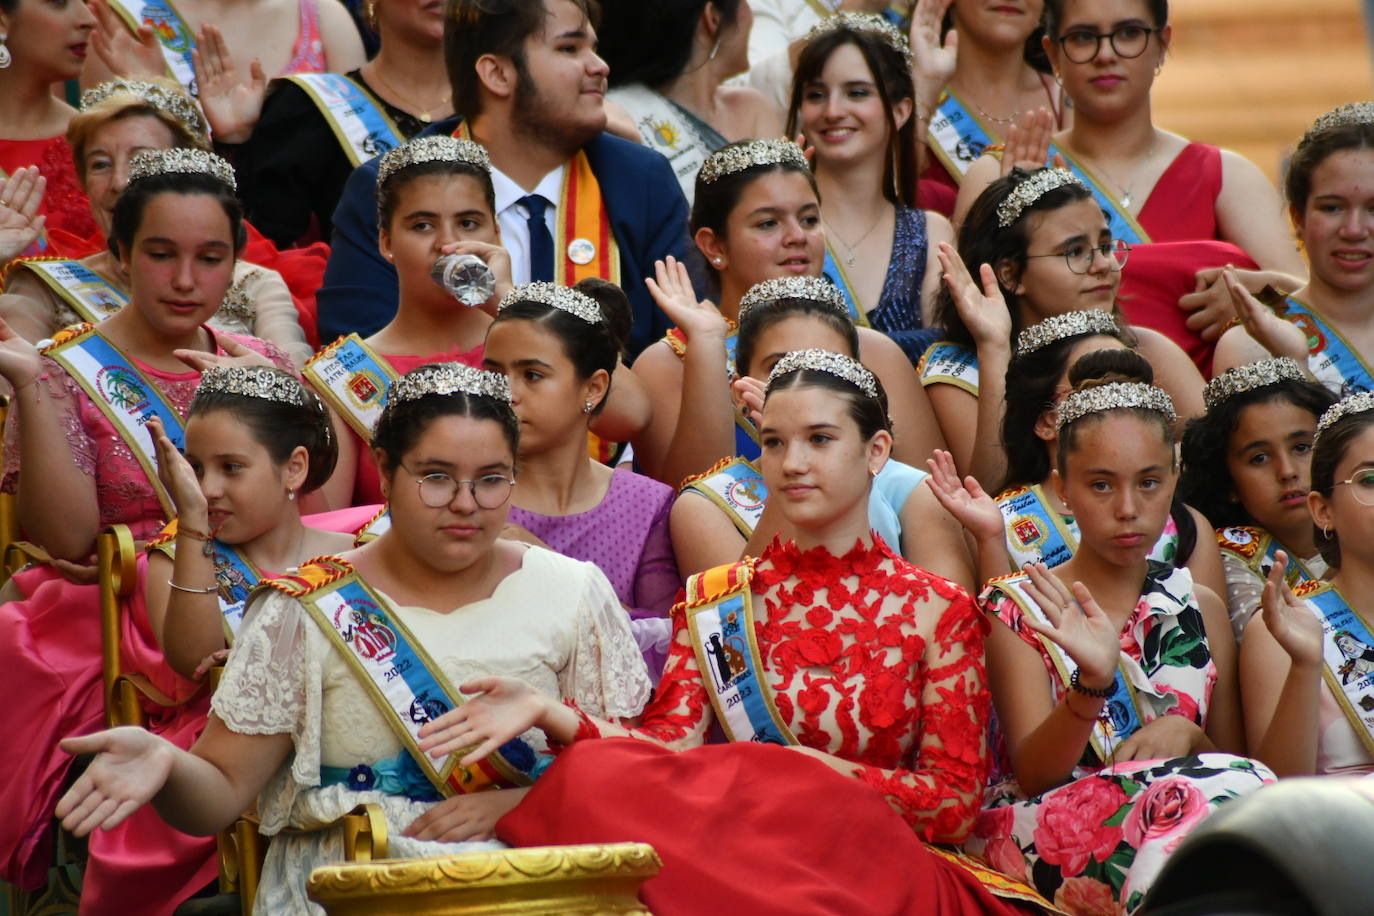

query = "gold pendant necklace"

[{"left": 368, "top": 64, "right": 450, "bottom": 124}]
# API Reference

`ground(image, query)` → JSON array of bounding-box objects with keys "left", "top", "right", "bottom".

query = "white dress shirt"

[{"left": 491, "top": 164, "right": 567, "bottom": 285}]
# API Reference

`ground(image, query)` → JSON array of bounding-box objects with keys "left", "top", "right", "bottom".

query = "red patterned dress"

[{"left": 497, "top": 537, "right": 1044, "bottom": 914}]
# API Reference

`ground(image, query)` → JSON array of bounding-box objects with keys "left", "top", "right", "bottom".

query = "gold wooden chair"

[{"left": 306, "top": 843, "right": 662, "bottom": 916}]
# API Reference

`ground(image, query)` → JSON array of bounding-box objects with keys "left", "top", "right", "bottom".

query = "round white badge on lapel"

[{"left": 567, "top": 238, "right": 596, "bottom": 265}]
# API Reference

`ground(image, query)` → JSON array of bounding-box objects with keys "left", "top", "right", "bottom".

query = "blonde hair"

[{"left": 67, "top": 77, "right": 210, "bottom": 185}]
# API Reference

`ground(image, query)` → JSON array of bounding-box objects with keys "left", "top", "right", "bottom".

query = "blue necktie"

[{"left": 519, "top": 194, "right": 554, "bottom": 283}]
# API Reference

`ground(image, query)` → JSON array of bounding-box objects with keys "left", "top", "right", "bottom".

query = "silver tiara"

[
  {"left": 197, "top": 366, "right": 308, "bottom": 406},
  {"left": 80, "top": 79, "right": 208, "bottom": 141},
  {"left": 1055, "top": 381, "right": 1177, "bottom": 432},
  {"left": 1315, "top": 391, "right": 1374, "bottom": 448},
  {"left": 1307, "top": 102, "right": 1374, "bottom": 138},
  {"left": 1202, "top": 358, "right": 1307, "bottom": 411},
  {"left": 128, "top": 148, "right": 236, "bottom": 192},
  {"left": 497, "top": 281, "right": 604, "bottom": 324},
  {"left": 738, "top": 276, "right": 849, "bottom": 322},
  {"left": 389, "top": 363, "right": 511, "bottom": 406},
  {"left": 804, "top": 12, "right": 912, "bottom": 69},
  {"left": 997, "top": 168, "right": 1086, "bottom": 228},
  {"left": 767, "top": 348, "right": 878, "bottom": 399},
  {"left": 699, "top": 139, "right": 809, "bottom": 185},
  {"left": 1015, "top": 310, "right": 1120, "bottom": 357},
  {"left": 377, "top": 136, "right": 491, "bottom": 186}
]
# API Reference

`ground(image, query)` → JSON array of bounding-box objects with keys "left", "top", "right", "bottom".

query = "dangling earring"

[
  {"left": 708, "top": 36, "right": 722, "bottom": 61},
  {"left": 287, "top": 488, "right": 297, "bottom": 501},
  {"left": 363, "top": 0, "right": 377, "bottom": 31},
  {"left": 868, "top": 467, "right": 878, "bottom": 479},
  {"left": 0, "top": 35, "right": 11, "bottom": 70}
]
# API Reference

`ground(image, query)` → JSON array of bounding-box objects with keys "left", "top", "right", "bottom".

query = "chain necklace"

[
  {"left": 825, "top": 208, "right": 888, "bottom": 268},
  {"left": 970, "top": 96, "right": 1020, "bottom": 125},
  {"left": 1068, "top": 134, "right": 1160, "bottom": 209},
  {"left": 367, "top": 63, "right": 451, "bottom": 124}
]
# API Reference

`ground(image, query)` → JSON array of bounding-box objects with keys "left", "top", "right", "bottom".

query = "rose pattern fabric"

[{"left": 967, "top": 563, "right": 1277, "bottom": 913}]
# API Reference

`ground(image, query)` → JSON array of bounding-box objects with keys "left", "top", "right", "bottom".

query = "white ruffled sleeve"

[{"left": 561, "top": 561, "right": 652, "bottom": 719}]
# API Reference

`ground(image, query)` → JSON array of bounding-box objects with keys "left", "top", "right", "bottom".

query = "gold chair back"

[{"left": 306, "top": 842, "right": 661, "bottom": 916}]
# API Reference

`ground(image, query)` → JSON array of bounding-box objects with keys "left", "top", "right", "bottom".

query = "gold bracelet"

[{"left": 167, "top": 579, "right": 218, "bottom": 594}]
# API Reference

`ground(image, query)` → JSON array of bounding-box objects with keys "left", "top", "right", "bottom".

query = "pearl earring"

[
  {"left": 583, "top": 400, "right": 594, "bottom": 414},
  {"left": 0, "top": 35, "right": 10, "bottom": 69}
]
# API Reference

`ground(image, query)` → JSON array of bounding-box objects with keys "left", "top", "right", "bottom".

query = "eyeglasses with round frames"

[
  {"left": 1023, "top": 239, "right": 1131, "bottom": 275},
  {"left": 402, "top": 465, "right": 516, "bottom": 509},
  {"left": 1333, "top": 469, "right": 1374, "bottom": 506},
  {"left": 1056, "top": 25, "right": 1159, "bottom": 64}
]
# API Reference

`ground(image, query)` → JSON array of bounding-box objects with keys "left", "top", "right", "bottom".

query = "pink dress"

[
  {"left": 280, "top": 0, "right": 326, "bottom": 74},
  {"left": 0, "top": 330, "right": 289, "bottom": 893}
]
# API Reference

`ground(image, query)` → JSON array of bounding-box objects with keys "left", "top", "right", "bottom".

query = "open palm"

[{"left": 1016, "top": 562, "right": 1120, "bottom": 685}]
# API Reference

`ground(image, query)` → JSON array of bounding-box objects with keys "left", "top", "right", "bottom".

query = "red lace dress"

[
  {"left": 498, "top": 538, "right": 1040, "bottom": 915},
  {"left": 0, "top": 136, "right": 99, "bottom": 249}
]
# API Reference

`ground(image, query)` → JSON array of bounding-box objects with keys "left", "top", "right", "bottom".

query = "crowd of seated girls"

[{"left": 0, "top": 0, "right": 1371, "bottom": 913}]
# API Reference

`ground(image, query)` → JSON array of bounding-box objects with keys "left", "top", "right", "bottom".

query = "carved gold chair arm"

[
  {"left": 3, "top": 539, "right": 50, "bottom": 577},
  {"left": 96, "top": 524, "right": 141, "bottom": 728}
]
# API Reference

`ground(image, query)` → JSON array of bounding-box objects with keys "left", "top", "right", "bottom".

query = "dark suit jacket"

[{"left": 316, "top": 117, "right": 694, "bottom": 358}]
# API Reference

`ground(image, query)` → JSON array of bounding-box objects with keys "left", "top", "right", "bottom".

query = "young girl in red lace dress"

[{"left": 414, "top": 348, "right": 1048, "bottom": 915}]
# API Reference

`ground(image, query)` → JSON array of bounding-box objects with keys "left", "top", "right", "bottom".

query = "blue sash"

[
  {"left": 917, "top": 340, "right": 979, "bottom": 395},
  {"left": 925, "top": 90, "right": 998, "bottom": 180},
  {"left": 302, "top": 333, "right": 397, "bottom": 440},
  {"left": 820, "top": 250, "right": 872, "bottom": 327},
  {"left": 1048, "top": 144, "right": 1152, "bottom": 246},
  {"left": 1274, "top": 297, "right": 1374, "bottom": 395},
  {"left": 680, "top": 458, "right": 766, "bottom": 537},
  {"left": 15, "top": 259, "right": 128, "bottom": 323},
  {"left": 683, "top": 561, "right": 795, "bottom": 746},
  {"left": 997, "top": 485, "right": 1077, "bottom": 570},
  {"left": 45, "top": 326, "right": 186, "bottom": 515},
  {"left": 104, "top": 0, "right": 197, "bottom": 92},
  {"left": 1298, "top": 583, "right": 1374, "bottom": 759},
  {"left": 278, "top": 74, "right": 404, "bottom": 168},
  {"left": 211, "top": 542, "right": 262, "bottom": 638},
  {"left": 290, "top": 563, "right": 540, "bottom": 795},
  {"left": 723, "top": 330, "right": 760, "bottom": 460}
]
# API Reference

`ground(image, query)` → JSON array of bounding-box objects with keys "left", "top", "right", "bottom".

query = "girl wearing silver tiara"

[
  {"left": 0, "top": 78, "right": 314, "bottom": 365},
  {"left": 632, "top": 139, "right": 945, "bottom": 488},
  {"left": 409, "top": 349, "right": 1036, "bottom": 916},
  {"left": 1213, "top": 104, "right": 1374, "bottom": 396},
  {"left": 786, "top": 12, "right": 951, "bottom": 360},
  {"left": 924, "top": 165, "right": 1204, "bottom": 486},
  {"left": 58, "top": 363, "right": 651, "bottom": 915},
  {"left": 483, "top": 279, "right": 680, "bottom": 678},
  {"left": 970, "top": 371, "right": 1272, "bottom": 912},
  {"left": 671, "top": 274, "right": 975, "bottom": 592},
  {"left": 1180, "top": 359, "right": 1337, "bottom": 639},
  {"left": 76, "top": 367, "right": 351, "bottom": 912},
  {"left": 0, "top": 147, "right": 296, "bottom": 892},
  {"left": 928, "top": 314, "right": 1226, "bottom": 604},
  {"left": 1237, "top": 393, "right": 1374, "bottom": 780}
]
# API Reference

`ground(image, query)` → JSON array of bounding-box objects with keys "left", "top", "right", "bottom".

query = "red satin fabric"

[{"left": 497, "top": 739, "right": 1034, "bottom": 916}]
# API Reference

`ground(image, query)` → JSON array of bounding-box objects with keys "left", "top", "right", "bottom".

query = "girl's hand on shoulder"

[
  {"left": 175, "top": 337, "right": 274, "bottom": 373},
  {"left": 1223, "top": 266, "right": 1307, "bottom": 362},
  {"left": 645, "top": 256, "right": 724, "bottom": 343},
  {"left": 1113, "top": 714, "right": 1206, "bottom": 762}
]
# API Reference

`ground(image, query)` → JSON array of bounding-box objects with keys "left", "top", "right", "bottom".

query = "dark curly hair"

[{"left": 1179, "top": 380, "right": 1337, "bottom": 531}]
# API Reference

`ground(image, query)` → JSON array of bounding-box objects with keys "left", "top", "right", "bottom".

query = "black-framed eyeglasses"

[
  {"left": 402, "top": 464, "right": 515, "bottom": 509},
  {"left": 1334, "top": 469, "right": 1374, "bottom": 506},
  {"left": 1056, "top": 25, "right": 1159, "bottom": 64},
  {"left": 1024, "top": 239, "right": 1131, "bottom": 275}
]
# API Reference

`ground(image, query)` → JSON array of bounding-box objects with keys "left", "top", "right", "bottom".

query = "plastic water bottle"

[{"left": 430, "top": 253, "right": 496, "bottom": 307}]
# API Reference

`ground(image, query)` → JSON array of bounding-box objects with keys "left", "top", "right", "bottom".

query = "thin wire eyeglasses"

[
  {"left": 402, "top": 464, "right": 516, "bottom": 509},
  {"left": 1333, "top": 470, "right": 1374, "bottom": 506},
  {"left": 1056, "top": 25, "right": 1160, "bottom": 64},
  {"left": 1023, "top": 239, "right": 1131, "bottom": 274}
]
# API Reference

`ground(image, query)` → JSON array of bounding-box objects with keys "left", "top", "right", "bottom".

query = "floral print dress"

[{"left": 967, "top": 562, "right": 1275, "bottom": 915}]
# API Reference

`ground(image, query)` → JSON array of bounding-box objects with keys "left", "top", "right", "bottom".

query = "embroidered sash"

[
  {"left": 917, "top": 340, "right": 979, "bottom": 395},
  {"left": 820, "top": 248, "right": 873, "bottom": 328},
  {"left": 302, "top": 333, "right": 396, "bottom": 440},
  {"left": 352, "top": 506, "right": 392, "bottom": 546},
  {"left": 278, "top": 74, "right": 404, "bottom": 167},
  {"left": 680, "top": 456, "right": 767, "bottom": 537},
  {"left": 147, "top": 523, "right": 264, "bottom": 638},
  {"left": 104, "top": 0, "right": 197, "bottom": 92},
  {"left": 1295, "top": 581, "right": 1374, "bottom": 759},
  {"left": 1047, "top": 144, "right": 1152, "bottom": 246},
  {"left": 1214, "top": 525, "right": 1318, "bottom": 591},
  {"left": 607, "top": 84, "right": 725, "bottom": 199},
  {"left": 990, "top": 573, "right": 1147, "bottom": 762},
  {"left": 1274, "top": 297, "right": 1374, "bottom": 395},
  {"left": 682, "top": 560, "right": 796, "bottom": 746},
  {"left": 44, "top": 324, "right": 185, "bottom": 515},
  {"left": 12, "top": 259, "right": 128, "bottom": 323},
  {"left": 926, "top": 90, "right": 999, "bottom": 182},
  {"left": 279, "top": 559, "right": 538, "bottom": 795},
  {"left": 997, "top": 484, "right": 1077, "bottom": 570},
  {"left": 454, "top": 122, "right": 620, "bottom": 285}
]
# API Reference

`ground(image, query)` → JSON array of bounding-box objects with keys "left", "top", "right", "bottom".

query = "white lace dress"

[{"left": 211, "top": 546, "right": 653, "bottom": 914}]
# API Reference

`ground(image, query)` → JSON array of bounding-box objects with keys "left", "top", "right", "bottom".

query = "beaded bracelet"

[{"left": 1070, "top": 668, "right": 1113, "bottom": 698}]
